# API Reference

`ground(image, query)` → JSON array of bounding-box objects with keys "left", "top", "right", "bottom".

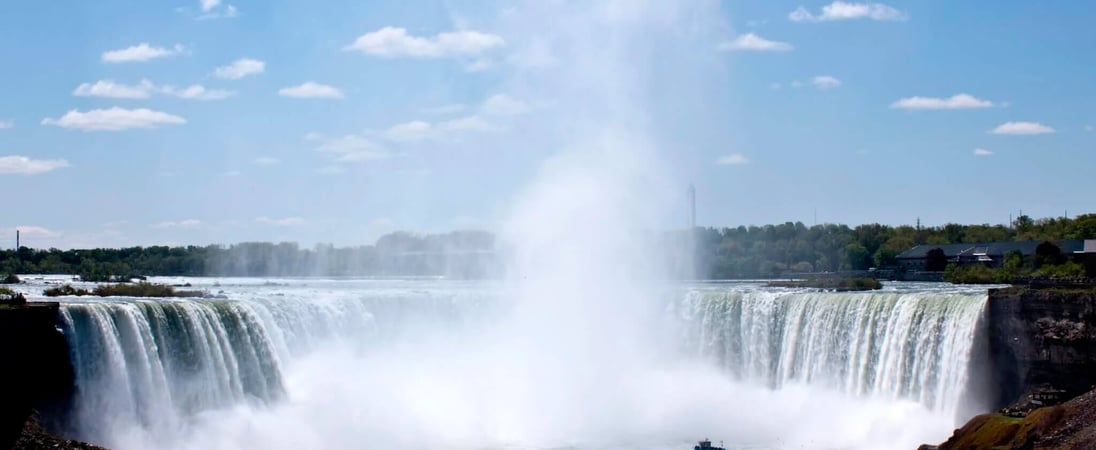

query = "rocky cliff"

[
  {"left": 0, "top": 302, "right": 77, "bottom": 448},
  {"left": 986, "top": 286, "right": 1096, "bottom": 409}
]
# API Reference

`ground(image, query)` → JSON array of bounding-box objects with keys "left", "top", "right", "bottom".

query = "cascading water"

[
  {"left": 48, "top": 279, "right": 989, "bottom": 450},
  {"left": 676, "top": 286, "right": 987, "bottom": 416}
]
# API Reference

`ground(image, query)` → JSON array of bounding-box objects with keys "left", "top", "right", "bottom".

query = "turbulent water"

[{"left": 20, "top": 277, "right": 989, "bottom": 450}]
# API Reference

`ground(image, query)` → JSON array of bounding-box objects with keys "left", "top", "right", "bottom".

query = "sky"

[{"left": 1, "top": 0, "right": 1094, "bottom": 249}]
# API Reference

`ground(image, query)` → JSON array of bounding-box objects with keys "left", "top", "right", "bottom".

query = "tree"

[
  {"left": 925, "top": 248, "right": 948, "bottom": 272},
  {"left": 1034, "top": 241, "right": 1064, "bottom": 268}
]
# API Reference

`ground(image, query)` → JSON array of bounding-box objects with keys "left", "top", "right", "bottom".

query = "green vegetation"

[
  {"left": 2, "top": 214, "right": 1095, "bottom": 280},
  {"left": 767, "top": 277, "right": 882, "bottom": 291},
  {"left": 943, "top": 243, "right": 1089, "bottom": 284},
  {"left": 0, "top": 273, "right": 19, "bottom": 284},
  {"left": 41, "top": 285, "right": 91, "bottom": 297},
  {"left": 694, "top": 214, "right": 1096, "bottom": 279},
  {"left": 43, "top": 282, "right": 208, "bottom": 298}
]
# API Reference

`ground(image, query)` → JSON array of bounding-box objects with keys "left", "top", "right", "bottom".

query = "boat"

[{"left": 695, "top": 439, "right": 726, "bottom": 450}]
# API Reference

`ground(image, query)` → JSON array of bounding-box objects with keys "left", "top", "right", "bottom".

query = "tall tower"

[
  {"left": 687, "top": 184, "right": 696, "bottom": 229},
  {"left": 15, "top": 229, "right": 19, "bottom": 250}
]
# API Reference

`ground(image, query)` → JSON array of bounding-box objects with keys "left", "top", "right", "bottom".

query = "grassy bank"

[
  {"left": 766, "top": 277, "right": 882, "bottom": 291},
  {"left": 43, "top": 282, "right": 209, "bottom": 298}
]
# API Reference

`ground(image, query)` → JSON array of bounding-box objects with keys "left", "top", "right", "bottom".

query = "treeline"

[
  {"left": 3, "top": 214, "right": 1096, "bottom": 280},
  {"left": 694, "top": 214, "right": 1096, "bottom": 279},
  {"left": 0, "top": 231, "right": 499, "bottom": 280}
]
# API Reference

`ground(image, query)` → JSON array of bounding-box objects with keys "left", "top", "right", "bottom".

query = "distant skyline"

[{"left": 1, "top": 1, "right": 1094, "bottom": 248}]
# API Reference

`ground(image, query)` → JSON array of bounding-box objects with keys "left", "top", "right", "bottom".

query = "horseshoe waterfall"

[{"left": 50, "top": 280, "right": 988, "bottom": 450}]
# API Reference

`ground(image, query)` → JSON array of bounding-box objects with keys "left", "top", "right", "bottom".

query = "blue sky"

[{"left": 1, "top": 0, "right": 1094, "bottom": 248}]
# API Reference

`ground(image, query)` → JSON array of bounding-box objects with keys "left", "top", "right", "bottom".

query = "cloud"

[
  {"left": 422, "top": 104, "right": 466, "bottom": 115},
  {"left": 716, "top": 154, "right": 750, "bottom": 165},
  {"left": 973, "top": 148, "right": 993, "bottom": 156},
  {"left": 789, "top": 2, "right": 907, "bottom": 22},
  {"left": 345, "top": 27, "right": 505, "bottom": 58},
  {"left": 439, "top": 115, "right": 497, "bottom": 133},
  {"left": 195, "top": 1, "right": 237, "bottom": 20},
  {"left": 482, "top": 94, "right": 530, "bottom": 115},
  {"left": 253, "top": 156, "right": 280, "bottom": 166},
  {"left": 770, "top": 82, "right": 782, "bottom": 90},
  {"left": 717, "top": 33, "right": 793, "bottom": 52},
  {"left": 278, "top": 82, "right": 344, "bottom": 99},
  {"left": 890, "top": 93, "right": 995, "bottom": 110},
  {"left": 312, "top": 134, "right": 390, "bottom": 162},
  {"left": 214, "top": 58, "right": 265, "bottom": 79},
  {"left": 384, "top": 120, "right": 434, "bottom": 142},
  {"left": 255, "top": 216, "right": 305, "bottom": 227},
  {"left": 989, "top": 121, "right": 1056, "bottom": 135},
  {"left": 101, "top": 43, "right": 185, "bottom": 63},
  {"left": 160, "top": 84, "right": 235, "bottom": 100},
  {"left": 0, "top": 120, "right": 11, "bottom": 129},
  {"left": 73, "top": 80, "right": 154, "bottom": 99},
  {"left": 42, "top": 107, "right": 186, "bottom": 131},
  {"left": 152, "top": 219, "right": 201, "bottom": 229},
  {"left": 812, "top": 75, "right": 842, "bottom": 89},
  {"left": 73, "top": 80, "right": 233, "bottom": 100},
  {"left": 0, "top": 156, "right": 70, "bottom": 175},
  {"left": 790, "top": 80, "right": 805, "bottom": 88}
]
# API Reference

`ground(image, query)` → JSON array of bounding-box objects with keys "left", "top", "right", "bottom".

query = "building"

[{"left": 896, "top": 240, "right": 1088, "bottom": 271}]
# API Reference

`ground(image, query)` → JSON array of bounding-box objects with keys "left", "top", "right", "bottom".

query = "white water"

[{"left": 32, "top": 278, "right": 988, "bottom": 450}]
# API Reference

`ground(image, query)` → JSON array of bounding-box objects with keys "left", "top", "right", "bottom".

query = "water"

[{"left": 21, "top": 277, "right": 988, "bottom": 450}]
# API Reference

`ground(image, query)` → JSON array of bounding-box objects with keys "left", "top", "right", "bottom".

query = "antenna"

[{"left": 15, "top": 229, "right": 19, "bottom": 250}]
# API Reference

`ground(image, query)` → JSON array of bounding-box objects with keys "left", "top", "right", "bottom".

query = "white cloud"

[
  {"left": 717, "top": 33, "right": 793, "bottom": 52},
  {"left": 422, "top": 104, "right": 466, "bottom": 115},
  {"left": 195, "top": 1, "right": 237, "bottom": 20},
  {"left": 0, "top": 156, "right": 70, "bottom": 175},
  {"left": 161, "top": 84, "right": 235, "bottom": 100},
  {"left": 890, "top": 93, "right": 995, "bottom": 110},
  {"left": 811, "top": 75, "right": 842, "bottom": 89},
  {"left": 152, "top": 219, "right": 201, "bottom": 229},
  {"left": 102, "top": 43, "right": 185, "bottom": 63},
  {"left": 73, "top": 80, "right": 233, "bottom": 100},
  {"left": 42, "top": 107, "right": 186, "bottom": 131},
  {"left": 73, "top": 80, "right": 154, "bottom": 99},
  {"left": 384, "top": 120, "right": 434, "bottom": 142},
  {"left": 482, "top": 94, "right": 530, "bottom": 115},
  {"left": 214, "top": 58, "right": 265, "bottom": 79},
  {"left": 973, "top": 148, "right": 993, "bottom": 156},
  {"left": 989, "top": 121, "right": 1056, "bottom": 135},
  {"left": 345, "top": 27, "right": 505, "bottom": 58},
  {"left": 253, "top": 156, "right": 280, "bottom": 166},
  {"left": 256, "top": 217, "right": 305, "bottom": 227},
  {"left": 0, "top": 120, "right": 11, "bottom": 129},
  {"left": 278, "top": 82, "right": 344, "bottom": 99},
  {"left": 790, "top": 80, "right": 805, "bottom": 88},
  {"left": 789, "top": 2, "right": 907, "bottom": 22},
  {"left": 440, "top": 115, "right": 497, "bottom": 133},
  {"left": 312, "top": 134, "right": 390, "bottom": 162},
  {"left": 716, "top": 154, "right": 750, "bottom": 165}
]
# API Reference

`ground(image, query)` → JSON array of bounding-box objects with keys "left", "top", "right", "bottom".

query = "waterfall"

[
  {"left": 674, "top": 286, "right": 986, "bottom": 415},
  {"left": 53, "top": 282, "right": 987, "bottom": 449}
]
